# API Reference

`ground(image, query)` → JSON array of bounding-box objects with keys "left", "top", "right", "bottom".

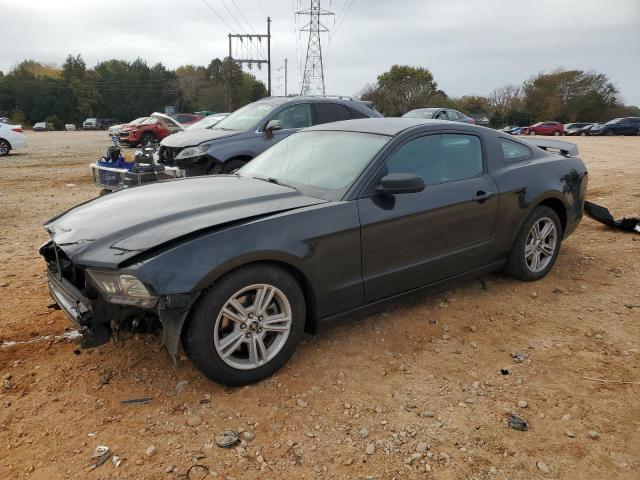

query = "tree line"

[
  {"left": 1, "top": 55, "right": 638, "bottom": 129},
  {"left": 361, "top": 65, "right": 639, "bottom": 126},
  {"left": 0, "top": 54, "right": 267, "bottom": 128}
]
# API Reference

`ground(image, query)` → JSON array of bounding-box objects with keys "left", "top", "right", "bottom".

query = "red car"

[
  {"left": 521, "top": 121, "right": 565, "bottom": 136},
  {"left": 171, "top": 113, "right": 203, "bottom": 126},
  {"left": 119, "top": 113, "right": 184, "bottom": 146}
]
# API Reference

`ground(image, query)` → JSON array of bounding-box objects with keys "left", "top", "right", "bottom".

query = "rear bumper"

[{"left": 10, "top": 135, "right": 27, "bottom": 149}]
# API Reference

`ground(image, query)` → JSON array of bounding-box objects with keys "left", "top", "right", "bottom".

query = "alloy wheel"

[
  {"left": 213, "top": 284, "right": 292, "bottom": 370},
  {"left": 524, "top": 217, "right": 557, "bottom": 273},
  {"left": 0, "top": 140, "right": 8, "bottom": 156}
]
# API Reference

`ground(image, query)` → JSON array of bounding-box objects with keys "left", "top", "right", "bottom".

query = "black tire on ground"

[
  {"left": 221, "top": 159, "right": 248, "bottom": 174},
  {"left": 0, "top": 139, "right": 10, "bottom": 157},
  {"left": 98, "top": 189, "right": 111, "bottom": 197},
  {"left": 182, "top": 264, "right": 306, "bottom": 386},
  {"left": 504, "top": 206, "right": 562, "bottom": 282},
  {"left": 140, "top": 132, "right": 155, "bottom": 145}
]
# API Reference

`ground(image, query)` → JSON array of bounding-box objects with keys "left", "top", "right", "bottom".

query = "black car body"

[
  {"left": 589, "top": 117, "right": 640, "bottom": 136},
  {"left": 157, "top": 96, "right": 382, "bottom": 176},
  {"left": 41, "top": 119, "right": 587, "bottom": 385},
  {"left": 565, "top": 123, "right": 594, "bottom": 136}
]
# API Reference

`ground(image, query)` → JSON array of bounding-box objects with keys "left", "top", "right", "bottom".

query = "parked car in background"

[
  {"left": 158, "top": 95, "right": 382, "bottom": 175},
  {"left": 0, "top": 117, "right": 9, "bottom": 124},
  {"left": 521, "top": 122, "right": 564, "bottom": 136},
  {"left": 500, "top": 125, "right": 523, "bottom": 135},
  {"left": 96, "top": 118, "right": 119, "bottom": 130},
  {"left": 108, "top": 117, "right": 149, "bottom": 137},
  {"left": 184, "top": 113, "right": 229, "bottom": 131},
  {"left": 119, "top": 113, "right": 182, "bottom": 146},
  {"left": 402, "top": 108, "right": 475, "bottom": 124},
  {"left": 171, "top": 113, "right": 204, "bottom": 126},
  {"left": 83, "top": 118, "right": 98, "bottom": 129},
  {"left": 589, "top": 117, "right": 640, "bottom": 136},
  {"left": 33, "top": 122, "right": 53, "bottom": 131},
  {"left": 565, "top": 123, "right": 594, "bottom": 136},
  {"left": 65, "top": 124, "right": 76, "bottom": 131},
  {"left": 0, "top": 123, "right": 26, "bottom": 156},
  {"left": 41, "top": 118, "right": 588, "bottom": 385}
]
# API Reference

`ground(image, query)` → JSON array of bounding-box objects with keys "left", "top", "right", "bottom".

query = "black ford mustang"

[{"left": 41, "top": 119, "right": 588, "bottom": 385}]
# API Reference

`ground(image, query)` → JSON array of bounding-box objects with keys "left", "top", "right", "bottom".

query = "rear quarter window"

[{"left": 500, "top": 138, "right": 533, "bottom": 163}]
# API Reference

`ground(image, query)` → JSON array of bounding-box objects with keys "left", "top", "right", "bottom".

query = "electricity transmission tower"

[{"left": 297, "top": 0, "right": 334, "bottom": 95}]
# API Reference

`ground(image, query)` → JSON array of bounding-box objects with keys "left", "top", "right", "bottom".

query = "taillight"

[{"left": 12, "top": 127, "right": 23, "bottom": 133}]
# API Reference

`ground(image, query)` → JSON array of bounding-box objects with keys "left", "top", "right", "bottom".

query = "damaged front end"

[{"left": 40, "top": 240, "right": 198, "bottom": 360}]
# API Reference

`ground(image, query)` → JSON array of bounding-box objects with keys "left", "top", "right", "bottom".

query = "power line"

[{"left": 200, "top": 0, "right": 235, "bottom": 32}]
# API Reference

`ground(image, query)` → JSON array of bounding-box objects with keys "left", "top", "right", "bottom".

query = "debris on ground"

[
  {"left": 215, "top": 430, "right": 239, "bottom": 448},
  {"left": 111, "top": 455, "right": 122, "bottom": 467},
  {"left": 511, "top": 351, "right": 529, "bottom": 363},
  {"left": 584, "top": 201, "right": 640, "bottom": 233},
  {"left": 90, "top": 445, "right": 111, "bottom": 468},
  {"left": 507, "top": 413, "right": 529, "bottom": 431},
  {"left": 121, "top": 397, "right": 152, "bottom": 406}
]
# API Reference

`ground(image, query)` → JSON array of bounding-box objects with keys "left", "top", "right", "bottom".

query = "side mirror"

[
  {"left": 376, "top": 173, "right": 425, "bottom": 195},
  {"left": 265, "top": 119, "right": 282, "bottom": 138}
]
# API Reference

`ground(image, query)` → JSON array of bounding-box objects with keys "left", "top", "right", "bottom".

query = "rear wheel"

[
  {"left": 182, "top": 264, "right": 305, "bottom": 386},
  {"left": 554, "top": 131, "right": 561, "bottom": 136},
  {"left": 0, "top": 139, "right": 10, "bottom": 156},
  {"left": 505, "top": 206, "right": 562, "bottom": 281},
  {"left": 221, "top": 159, "right": 248, "bottom": 174}
]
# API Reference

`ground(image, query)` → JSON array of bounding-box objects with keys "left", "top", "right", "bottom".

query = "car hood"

[
  {"left": 44, "top": 176, "right": 326, "bottom": 267},
  {"left": 160, "top": 128, "right": 241, "bottom": 148}
]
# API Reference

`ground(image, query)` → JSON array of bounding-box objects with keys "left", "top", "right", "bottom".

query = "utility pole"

[
  {"left": 297, "top": 0, "right": 333, "bottom": 95},
  {"left": 227, "top": 17, "right": 272, "bottom": 109}
]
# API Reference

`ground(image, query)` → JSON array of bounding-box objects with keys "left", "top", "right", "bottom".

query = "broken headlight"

[
  {"left": 175, "top": 144, "right": 209, "bottom": 160},
  {"left": 86, "top": 270, "right": 157, "bottom": 308}
]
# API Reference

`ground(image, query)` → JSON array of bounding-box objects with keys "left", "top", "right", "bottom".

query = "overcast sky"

[{"left": 2, "top": 0, "right": 639, "bottom": 105}]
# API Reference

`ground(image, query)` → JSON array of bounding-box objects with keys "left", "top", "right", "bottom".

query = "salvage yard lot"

[{"left": 1, "top": 131, "right": 639, "bottom": 479}]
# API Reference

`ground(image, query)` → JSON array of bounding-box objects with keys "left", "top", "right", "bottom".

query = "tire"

[
  {"left": 606, "top": 130, "right": 615, "bottom": 136},
  {"left": 182, "top": 264, "right": 306, "bottom": 386},
  {"left": 529, "top": 130, "right": 536, "bottom": 136},
  {"left": 554, "top": 131, "right": 561, "bottom": 136},
  {"left": 580, "top": 132, "right": 587, "bottom": 136},
  {"left": 0, "top": 139, "right": 10, "bottom": 157},
  {"left": 504, "top": 206, "right": 562, "bottom": 282},
  {"left": 221, "top": 159, "right": 248, "bottom": 174},
  {"left": 98, "top": 189, "right": 111, "bottom": 197},
  {"left": 140, "top": 132, "right": 155, "bottom": 145}
]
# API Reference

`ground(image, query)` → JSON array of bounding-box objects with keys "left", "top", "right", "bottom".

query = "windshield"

[
  {"left": 213, "top": 102, "right": 276, "bottom": 131},
  {"left": 238, "top": 130, "right": 391, "bottom": 200},
  {"left": 140, "top": 117, "right": 158, "bottom": 125},
  {"left": 186, "top": 115, "right": 227, "bottom": 131},
  {"left": 130, "top": 117, "right": 148, "bottom": 125},
  {"left": 606, "top": 118, "right": 621, "bottom": 125},
  {"left": 403, "top": 109, "right": 436, "bottom": 119}
]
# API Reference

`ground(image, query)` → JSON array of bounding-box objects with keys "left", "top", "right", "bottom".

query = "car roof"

[
  {"left": 304, "top": 117, "right": 461, "bottom": 136},
  {"left": 256, "top": 95, "right": 372, "bottom": 107}
]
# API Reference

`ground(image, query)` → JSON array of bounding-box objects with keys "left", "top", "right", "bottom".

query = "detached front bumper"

[{"left": 47, "top": 268, "right": 91, "bottom": 327}]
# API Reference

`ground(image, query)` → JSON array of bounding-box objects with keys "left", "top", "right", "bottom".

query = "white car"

[
  {"left": 0, "top": 123, "right": 27, "bottom": 156},
  {"left": 65, "top": 124, "right": 76, "bottom": 131}
]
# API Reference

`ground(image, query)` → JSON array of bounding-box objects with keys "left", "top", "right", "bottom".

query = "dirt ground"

[{"left": 0, "top": 131, "right": 639, "bottom": 480}]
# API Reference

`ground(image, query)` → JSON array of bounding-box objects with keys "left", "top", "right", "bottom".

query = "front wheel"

[
  {"left": 221, "top": 159, "right": 248, "bottom": 174},
  {"left": 0, "top": 139, "right": 10, "bottom": 156},
  {"left": 529, "top": 130, "right": 536, "bottom": 136},
  {"left": 140, "top": 132, "right": 155, "bottom": 145},
  {"left": 182, "top": 264, "right": 305, "bottom": 386},
  {"left": 554, "top": 131, "right": 561, "bottom": 136},
  {"left": 606, "top": 130, "right": 615, "bottom": 136},
  {"left": 505, "top": 206, "right": 562, "bottom": 281}
]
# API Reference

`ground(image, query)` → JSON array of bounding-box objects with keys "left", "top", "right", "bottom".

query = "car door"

[
  {"left": 258, "top": 103, "right": 312, "bottom": 153},
  {"left": 357, "top": 131, "right": 499, "bottom": 303}
]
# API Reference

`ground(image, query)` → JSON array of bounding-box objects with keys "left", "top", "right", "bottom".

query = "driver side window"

[
  {"left": 269, "top": 103, "right": 312, "bottom": 130},
  {"left": 385, "top": 134, "right": 483, "bottom": 185}
]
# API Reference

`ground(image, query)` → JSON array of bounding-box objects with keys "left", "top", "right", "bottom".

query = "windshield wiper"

[{"left": 251, "top": 175, "right": 298, "bottom": 191}]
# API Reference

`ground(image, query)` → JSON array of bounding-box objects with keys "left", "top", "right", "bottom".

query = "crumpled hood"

[
  {"left": 44, "top": 176, "right": 325, "bottom": 267},
  {"left": 160, "top": 128, "right": 241, "bottom": 148}
]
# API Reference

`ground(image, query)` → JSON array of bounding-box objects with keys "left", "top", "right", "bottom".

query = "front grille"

[{"left": 40, "top": 241, "right": 85, "bottom": 290}]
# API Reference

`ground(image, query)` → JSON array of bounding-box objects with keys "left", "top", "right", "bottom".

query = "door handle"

[{"left": 472, "top": 191, "right": 496, "bottom": 203}]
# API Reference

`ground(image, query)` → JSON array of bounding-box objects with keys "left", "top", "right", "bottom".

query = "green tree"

[{"left": 361, "top": 65, "right": 440, "bottom": 116}]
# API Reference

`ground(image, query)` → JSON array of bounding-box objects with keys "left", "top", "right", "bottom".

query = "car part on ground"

[
  {"left": 402, "top": 108, "right": 475, "bottom": 124},
  {"left": 158, "top": 95, "right": 382, "bottom": 177},
  {"left": 0, "top": 123, "right": 26, "bottom": 156},
  {"left": 42, "top": 118, "right": 587, "bottom": 385},
  {"left": 584, "top": 201, "right": 640, "bottom": 233}
]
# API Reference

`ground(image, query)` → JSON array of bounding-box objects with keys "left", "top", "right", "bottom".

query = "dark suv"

[
  {"left": 589, "top": 117, "right": 640, "bottom": 136},
  {"left": 158, "top": 96, "right": 382, "bottom": 175}
]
